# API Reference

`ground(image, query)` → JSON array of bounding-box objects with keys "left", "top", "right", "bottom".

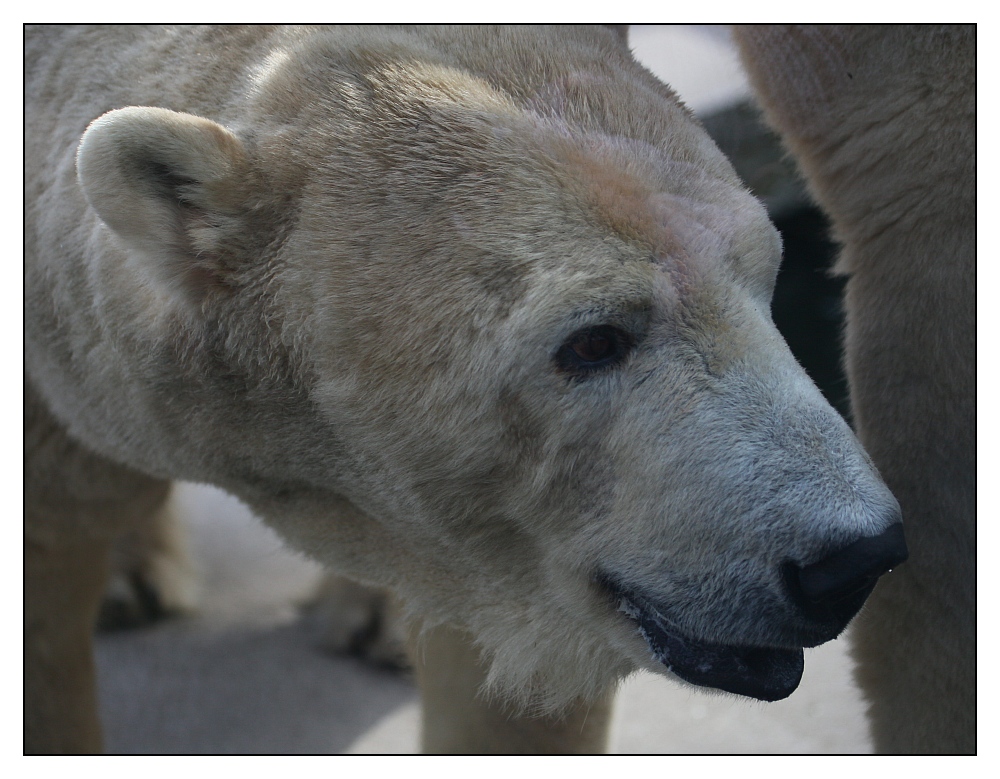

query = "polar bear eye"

[{"left": 555, "top": 325, "right": 634, "bottom": 377}]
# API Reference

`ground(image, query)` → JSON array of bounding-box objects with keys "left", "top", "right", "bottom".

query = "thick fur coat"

[{"left": 26, "top": 25, "right": 906, "bottom": 753}]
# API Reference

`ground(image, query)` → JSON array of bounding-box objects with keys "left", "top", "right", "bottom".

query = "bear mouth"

[{"left": 605, "top": 580, "right": 804, "bottom": 702}]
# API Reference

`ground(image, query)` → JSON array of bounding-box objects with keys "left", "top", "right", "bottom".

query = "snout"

[
  {"left": 783, "top": 518, "right": 908, "bottom": 640},
  {"left": 600, "top": 512, "right": 907, "bottom": 702}
]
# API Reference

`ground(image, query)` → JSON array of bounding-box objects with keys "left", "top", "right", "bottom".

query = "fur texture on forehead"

[{"left": 255, "top": 41, "right": 768, "bottom": 305}]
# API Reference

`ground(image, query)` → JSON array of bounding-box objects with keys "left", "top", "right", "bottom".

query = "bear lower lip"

[{"left": 608, "top": 582, "right": 804, "bottom": 702}]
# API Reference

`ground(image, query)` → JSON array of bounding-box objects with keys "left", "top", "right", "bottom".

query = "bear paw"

[
  {"left": 302, "top": 573, "right": 409, "bottom": 670},
  {"left": 97, "top": 501, "right": 199, "bottom": 631}
]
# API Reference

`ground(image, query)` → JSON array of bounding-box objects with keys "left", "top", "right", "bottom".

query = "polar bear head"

[{"left": 75, "top": 28, "right": 905, "bottom": 711}]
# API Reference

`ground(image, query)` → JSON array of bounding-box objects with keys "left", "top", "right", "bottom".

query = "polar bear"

[
  {"left": 733, "top": 24, "right": 975, "bottom": 754},
  {"left": 25, "top": 25, "right": 907, "bottom": 754}
]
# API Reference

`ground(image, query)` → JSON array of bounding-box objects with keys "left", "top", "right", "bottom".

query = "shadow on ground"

[{"left": 96, "top": 619, "right": 417, "bottom": 754}]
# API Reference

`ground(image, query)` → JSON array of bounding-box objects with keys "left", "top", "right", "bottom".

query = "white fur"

[{"left": 26, "top": 25, "right": 900, "bottom": 730}]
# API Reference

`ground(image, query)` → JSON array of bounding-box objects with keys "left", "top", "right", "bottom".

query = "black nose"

[{"left": 784, "top": 523, "right": 908, "bottom": 628}]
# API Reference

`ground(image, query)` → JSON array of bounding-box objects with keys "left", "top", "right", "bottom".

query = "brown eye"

[
  {"left": 572, "top": 329, "right": 615, "bottom": 362},
  {"left": 555, "top": 325, "right": 634, "bottom": 377}
]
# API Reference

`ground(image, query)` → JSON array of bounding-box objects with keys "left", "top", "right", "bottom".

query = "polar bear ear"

[{"left": 76, "top": 106, "right": 253, "bottom": 307}]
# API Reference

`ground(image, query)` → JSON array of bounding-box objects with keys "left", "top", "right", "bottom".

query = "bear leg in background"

[
  {"left": 732, "top": 25, "right": 975, "bottom": 754},
  {"left": 24, "top": 377, "right": 172, "bottom": 753},
  {"left": 25, "top": 537, "right": 112, "bottom": 754},
  {"left": 414, "top": 622, "right": 614, "bottom": 754}
]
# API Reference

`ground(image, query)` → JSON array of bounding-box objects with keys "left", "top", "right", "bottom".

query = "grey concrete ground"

[{"left": 92, "top": 26, "right": 874, "bottom": 754}]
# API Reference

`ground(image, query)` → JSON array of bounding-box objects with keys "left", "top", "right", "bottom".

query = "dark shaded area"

[
  {"left": 97, "top": 571, "right": 174, "bottom": 632},
  {"left": 769, "top": 209, "right": 848, "bottom": 418},
  {"left": 702, "top": 102, "right": 850, "bottom": 420}
]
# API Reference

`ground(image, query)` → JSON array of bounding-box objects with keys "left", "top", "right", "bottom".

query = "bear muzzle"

[{"left": 599, "top": 517, "right": 907, "bottom": 702}]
